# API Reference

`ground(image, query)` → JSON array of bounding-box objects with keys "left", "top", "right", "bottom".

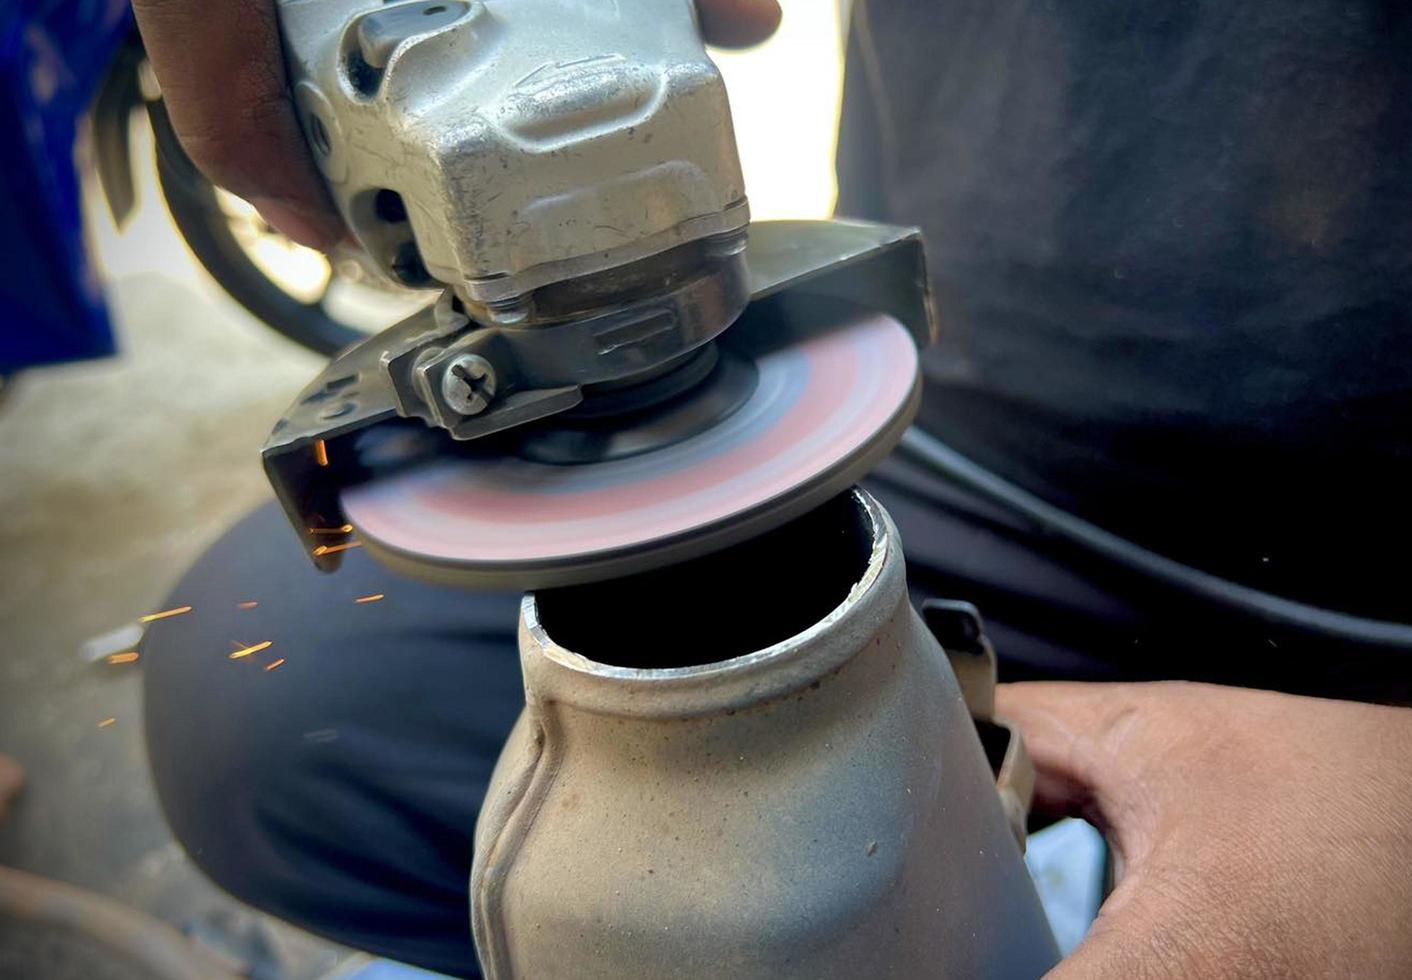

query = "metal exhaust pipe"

[{"left": 471, "top": 489, "right": 1058, "bottom": 979}]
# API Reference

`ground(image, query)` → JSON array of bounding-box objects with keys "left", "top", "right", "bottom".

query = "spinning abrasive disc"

[{"left": 341, "top": 308, "right": 920, "bottom": 589}]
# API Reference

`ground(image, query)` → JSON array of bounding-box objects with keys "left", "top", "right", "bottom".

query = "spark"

[
  {"left": 307, "top": 525, "right": 354, "bottom": 536},
  {"left": 229, "top": 640, "right": 273, "bottom": 660},
  {"left": 106, "top": 652, "right": 140, "bottom": 665},
  {"left": 314, "top": 439, "right": 329, "bottom": 467},
  {"left": 237, "top": 600, "right": 259, "bottom": 610},
  {"left": 354, "top": 593, "right": 384, "bottom": 604},
  {"left": 98, "top": 717, "right": 116, "bottom": 728},
  {"left": 139, "top": 605, "right": 192, "bottom": 623},
  {"left": 265, "top": 658, "right": 286, "bottom": 671},
  {"left": 313, "top": 541, "right": 362, "bottom": 557}
]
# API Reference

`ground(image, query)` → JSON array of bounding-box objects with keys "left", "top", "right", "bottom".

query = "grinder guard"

[{"left": 262, "top": 219, "right": 935, "bottom": 580}]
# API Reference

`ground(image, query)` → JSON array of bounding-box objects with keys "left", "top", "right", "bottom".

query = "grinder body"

[{"left": 262, "top": 6, "right": 1055, "bottom": 975}]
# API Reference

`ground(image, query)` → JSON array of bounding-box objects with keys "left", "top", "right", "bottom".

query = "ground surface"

[{"left": 0, "top": 115, "right": 350, "bottom": 973}]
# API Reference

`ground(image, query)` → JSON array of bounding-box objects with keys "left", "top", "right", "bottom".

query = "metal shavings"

[
  {"left": 139, "top": 606, "right": 192, "bottom": 623},
  {"left": 229, "top": 641, "right": 273, "bottom": 660}
]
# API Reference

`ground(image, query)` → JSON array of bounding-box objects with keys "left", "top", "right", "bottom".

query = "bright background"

[{"left": 712, "top": 2, "right": 846, "bottom": 220}]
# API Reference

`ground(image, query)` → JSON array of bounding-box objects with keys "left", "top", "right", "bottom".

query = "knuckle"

[
  {"left": 175, "top": 123, "right": 258, "bottom": 193},
  {"left": 172, "top": 88, "right": 303, "bottom": 199}
]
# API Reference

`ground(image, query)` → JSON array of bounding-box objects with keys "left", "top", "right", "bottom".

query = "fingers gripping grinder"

[{"left": 265, "top": 1, "right": 1058, "bottom": 975}]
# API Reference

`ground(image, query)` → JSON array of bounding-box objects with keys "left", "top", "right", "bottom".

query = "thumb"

[
  {"left": 134, "top": 0, "right": 345, "bottom": 250},
  {"left": 696, "top": 0, "right": 783, "bottom": 47}
]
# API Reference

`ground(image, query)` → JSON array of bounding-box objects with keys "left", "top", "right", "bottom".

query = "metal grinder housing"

[{"left": 263, "top": 0, "right": 933, "bottom": 586}]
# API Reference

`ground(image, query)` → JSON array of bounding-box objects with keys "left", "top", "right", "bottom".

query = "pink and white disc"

[{"left": 342, "top": 309, "right": 920, "bottom": 588}]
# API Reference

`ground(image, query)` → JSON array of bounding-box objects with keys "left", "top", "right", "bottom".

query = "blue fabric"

[
  {"left": 0, "top": 0, "right": 131, "bottom": 371},
  {"left": 343, "top": 959, "right": 456, "bottom": 980}
]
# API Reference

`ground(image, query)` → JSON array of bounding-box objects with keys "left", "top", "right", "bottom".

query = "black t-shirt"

[{"left": 837, "top": 0, "right": 1411, "bottom": 621}]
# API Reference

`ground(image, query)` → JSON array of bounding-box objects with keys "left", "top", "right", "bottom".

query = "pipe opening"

[{"left": 534, "top": 491, "right": 876, "bottom": 669}]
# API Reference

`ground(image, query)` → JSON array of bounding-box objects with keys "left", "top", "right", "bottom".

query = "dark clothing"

[
  {"left": 838, "top": 0, "right": 1412, "bottom": 621},
  {"left": 143, "top": 503, "right": 522, "bottom": 976},
  {"left": 147, "top": 2, "right": 1412, "bottom": 974}
]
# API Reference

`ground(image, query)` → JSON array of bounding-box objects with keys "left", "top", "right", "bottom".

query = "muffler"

[{"left": 471, "top": 489, "right": 1058, "bottom": 978}]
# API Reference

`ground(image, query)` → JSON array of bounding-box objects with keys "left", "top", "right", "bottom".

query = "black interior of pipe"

[{"left": 534, "top": 491, "right": 876, "bottom": 669}]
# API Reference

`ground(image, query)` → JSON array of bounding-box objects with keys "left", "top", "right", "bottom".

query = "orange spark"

[
  {"left": 354, "top": 593, "right": 385, "bottom": 604},
  {"left": 313, "top": 541, "right": 362, "bottom": 557},
  {"left": 229, "top": 640, "right": 273, "bottom": 660},
  {"left": 98, "top": 717, "right": 116, "bottom": 728},
  {"left": 265, "top": 658, "right": 286, "bottom": 671},
  {"left": 307, "top": 524, "right": 354, "bottom": 536},
  {"left": 139, "top": 605, "right": 192, "bottom": 623},
  {"left": 106, "top": 652, "right": 140, "bottom": 665},
  {"left": 314, "top": 439, "right": 329, "bottom": 467},
  {"left": 237, "top": 600, "right": 259, "bottom": 610}
]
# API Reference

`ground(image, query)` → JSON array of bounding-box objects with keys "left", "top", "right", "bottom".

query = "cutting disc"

[{"left": 341, "top": 307, "right": 920, "bottom": 589}]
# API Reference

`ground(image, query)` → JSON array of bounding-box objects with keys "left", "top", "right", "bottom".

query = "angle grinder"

[{"left": 262, "top": 0, "right": 935, "bottom": 589}]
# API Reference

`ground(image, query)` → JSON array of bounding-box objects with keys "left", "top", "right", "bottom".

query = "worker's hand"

[
  {"left": 131, "top": 0, "right": 781, "bottom": 251},
  {"left": 694, "top": 0, "right": 783, "bottom": 47},
  {"left": 997, "top": 681, "right": 1412, "bottom": 978}
]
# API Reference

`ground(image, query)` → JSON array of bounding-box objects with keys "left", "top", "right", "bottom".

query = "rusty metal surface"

[{"left": 469, "top": 490, "right": 1057, "bottom": 979}]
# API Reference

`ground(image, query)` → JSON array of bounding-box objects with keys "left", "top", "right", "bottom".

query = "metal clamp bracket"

[{"left": 923, "top": 598, "right": 1036, "bottom": 852}]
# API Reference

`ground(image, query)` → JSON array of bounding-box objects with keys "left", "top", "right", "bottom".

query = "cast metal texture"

[
  {"left": 469, "top": 490, "right": 1059, "bottom": 979},
  {"left": 275, "top": 0, "right": 747, "bottom": 309},
  {"left": 261, "top": 219, "right": 935, "bottom": 572},
  {"left": 375, "top": 241, "right": 750, "bottom": 442}
]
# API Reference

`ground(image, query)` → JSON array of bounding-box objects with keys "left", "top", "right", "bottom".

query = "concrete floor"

[{"left": 0, "top": 191, "right": 343, "bottom": 975}]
